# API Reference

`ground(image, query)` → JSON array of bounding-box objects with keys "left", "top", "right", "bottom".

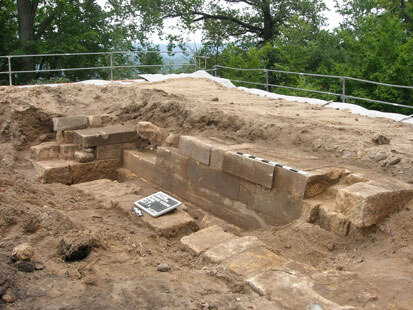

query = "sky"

[{"left": 97, "top": 0, "right": 344, "bottom": 44}]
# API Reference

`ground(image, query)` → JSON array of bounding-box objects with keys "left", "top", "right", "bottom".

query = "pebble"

[
  {"left": 157, "top": 263, "right": 171, "bottom": 272},
  {"left": 387, "top": 157, "right": 401, "bottom": 165},
  {"left": 2, "top": 288, "right": 16, "bottom": 303},
  {"left": 372, "top": 134, "right": 390, "bottom": 145},
  {"left": 11, "top": 243, "right": 34, "bottom": 262}
]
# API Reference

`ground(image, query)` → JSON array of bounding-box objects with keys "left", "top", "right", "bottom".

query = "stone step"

[
  {"left": 123, "top": 149, "right": 157, "bottom": 182},
  {"left": 30, "top": 142, "right": 60, "bottom": 160},
  {"left": 73, "top": 124, "right": 137, "bottom": 147},
  {"left": 180, "top": 225, "right": 234, "bottom": 254},
  {"left": 33, "top": 158, "right": 120, "bottom": 184}
]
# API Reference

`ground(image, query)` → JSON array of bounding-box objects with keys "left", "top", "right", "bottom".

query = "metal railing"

[
  {"left": 0, "top": 50, "right": 204, "bottom": 85},
  {"left": 213, "top": 65, "right": 413, "bottom": 110}
]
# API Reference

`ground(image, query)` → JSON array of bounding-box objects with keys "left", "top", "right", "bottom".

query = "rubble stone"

[
  {"left": 74, "top": 151, "right": 95, "bottom": 163},
  {"left": 11, "top": 243, "right": 34, "bottom": 262},
  {"left": 136, "top": 121, "right": 166, "bottom": 145}
]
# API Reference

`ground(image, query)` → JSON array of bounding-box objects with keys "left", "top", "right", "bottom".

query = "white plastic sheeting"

[{"left": 16, "top": 70, "right": 413, "bottom": 124}]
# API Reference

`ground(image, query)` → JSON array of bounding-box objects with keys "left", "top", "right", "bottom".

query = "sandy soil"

[{"left": 0, "top": 78, "right": 413, "bottom": 309}]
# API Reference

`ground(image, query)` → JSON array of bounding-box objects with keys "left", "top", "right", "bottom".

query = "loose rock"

[
  {"left": 59, "top": 231, "right": 95, "bottom": 262},
  {"left": 15, "top": 260, "right": 35, "bottom": 273},
  {"left": 11, "top": 243, "right": 34, "bottom": 262},
  {"left": 2, "top": 288, "right": 16, "bottom": 303},
  {"left": 372, "top": 134, "right": 390, "bottom": 145},
  {"left": 136, "top": 121, "right": 166, "bottom": 146},
  {"left": 157, "top": 263, "right": 171, "bottom": 272},
  {"left": 74, "top": 151, "right": 95, "bottom": 163}
]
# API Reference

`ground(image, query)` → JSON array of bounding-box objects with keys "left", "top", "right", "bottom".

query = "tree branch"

[{"left": 35, "top": 13, "right": 55, "bottom": 39}]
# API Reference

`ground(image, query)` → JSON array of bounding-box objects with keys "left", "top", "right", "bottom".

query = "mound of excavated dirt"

[{"left": 1, "top": 78, "right": 413, "bottom": 308}]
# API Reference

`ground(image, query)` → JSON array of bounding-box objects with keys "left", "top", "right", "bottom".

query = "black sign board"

[{"left": 134, "top": 191, "right": 182, "bottom": 217}]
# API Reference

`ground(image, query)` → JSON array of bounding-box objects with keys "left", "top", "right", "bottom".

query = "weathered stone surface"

[
  {"left": 30, "top": 142, "right": 60, "bottom": 160},
  {"left": 224, "top": 247, "right": 285, "bottom": 277},
  {"left": 204, "top": 236, "right": 264, "bottom": 263},
  {"left": 73, "top": 179, "right": 140, "bottom": 201},
  {"left": 372, "top": 133, "right": 390, "bottom": 145},
  {"left": 59, "top": 143, "right": 79, "bottom": 160},
  {"left": 179, "top": 136, "right": 211, "bottom": 165},
  {"left": 96, "top": 142, "right": 137, "bottom": 160},
  {"left": 304, "top": 168, "right": 344, "bottom": 199},
  {"left": 33, "top": 160, "right": 72, "bottom": 184},
  {"left": 343, "top": 173, "right": 369, "bottom": 185},
  {"left": 210, "top": 146, "right": 226, "bottom": 170},
  {"left": 156, "top": 147, "right": 189, "bottom": 178},
  {"left": 334, "top": 181, "right": 413, "bottom": 227},
  {"left": 136, "top": 121, "right": 166, "bottom": 145},
  {"left": 180, "top": 225, "right": 234, "bottom": 254},
  {"left": 139, "top": 208, "right": 198, "bottom": 238},
  {"left": 246, "top": 267, "right": 357, "bottom": 309},
  {"left": 223, "top": 152, "right": 275, "bottom": 189},
  {"left": 87, "top": 115, "right": 102, "bottom": 128},
  {"left": 11, "top": 243, "right": 34, "bottom": 262},
  {"left": 117, "top": 168, "right": 138, "bottom": 182},
  {"left": 74, "top": 151, "right": 95, "bottom": 163},
  {"left": 71, "top": 159, "right": 120, "bottom": 184},
  {"left": 165, "top": 133, "right": 180, "bottom": 147},
  {"left": 74, "top": 125, "right": 137, "bottom": 147},
  {"left": 317, "top": 206, "right": 351, "bottom": 237},
  {"left": 188, "top": 159, "right": 240, "bottom": 200},
  {"left": 63, "top": 130, "right": 77, "bottom": 144},
  {"left": 123, "top": 150, "right": 156, "bottom": 182},
  {"left": 273, "top": 166, "right": 308, "bottom": 199},
  {"left": 53, "top": 116, "right": 88, "bottom": 131},
  {"left": 301, "top": 200, "right": 320, "bottom": 223}
]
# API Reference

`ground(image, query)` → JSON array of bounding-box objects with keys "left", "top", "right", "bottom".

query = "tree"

[{"left": 129, "top": 0, "right": 327, "bottom": 44}]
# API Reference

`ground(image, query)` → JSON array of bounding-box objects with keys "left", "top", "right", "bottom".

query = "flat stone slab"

[
  {"left": 30, "top": 142, "right": 60, "bottom": 160},
  {"left": 180, "top": 225, "right": 234, "bottom": 254},
  {"left": 223, "top": 246, "right": 286, "bottom": 277},
  {"left": 179, "top": 136, "right": 212, "bottom": 165},
  {"left": 33, "top": 159, "right": 72, "bottom": 184},
  {"left": 74, "top": 125, "right": 137, "bottom": 147},
  {"left": 53, "top": 116, "right": 88, "bottom": 131},
  {"left": 204, "top": 236, "right": 264, "bottom": 263}
]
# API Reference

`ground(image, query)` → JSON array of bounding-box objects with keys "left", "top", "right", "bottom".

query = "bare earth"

[{"left": 0, "top": 78, "right": 412, "bottom": 309}]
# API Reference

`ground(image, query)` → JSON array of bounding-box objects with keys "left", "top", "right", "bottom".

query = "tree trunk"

[
  {"left": 262, "top": 3, "right": 274, "bottom": 42},
  {"left": 17, "top": 0, "right": 37, "bottom": 80}
]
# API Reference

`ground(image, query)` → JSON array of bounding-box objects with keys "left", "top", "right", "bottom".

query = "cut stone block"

[
  {"left": 180, "top": 225, "right": 234, "bottom": 254},
  {"left": 188, "top": 159, "right": 240, "bottom": 200},
  {"left": 179, "top": 136, "right": 211, "bottom": 165},
  {"left": 59, "top": 144, "right": 79, "bottom": 160},
  {"left": 30, "top": 142, "right": 60, "bottom": 160},
  {"left": 223, "top": 152, "right": 275, "bottom": 189},
  {"left": 33, "top": 160, "right": 72, "bottom": 184},
  {"left": 156, "top": 147, "right": 189, "bottom": 178},
  {"left": 273, "top": 166, "right": 307, "bottom": 199},
  {"left": 246, "top": 268, "right": 353, "bottom": 309},
  {"left": 204, "top": 236, "right": 264, "bottom": 263},
  {"left": 304, "top": 168, "right": 345, "bottom": 199},
  {"left": 96, "top": 142, "right": 137, "bottom": 160},
  {"left": 74, "top": 151, "right": 95, "bottom": 163},
  {"left": 224, "top": 247, "right": 285, "bottom": 277},
  {"left": 74, "top": 125, "right": 137, "bottom": 147},
  {"left": 53, "top": 116, "right": 88, "bottom": 131},
  {"left": 334, "top": 181, "right": 413, "bottom": 227},
  {"left": 62, "top": 130, "right": 77, "bottom": 143},
  {"left": 136, "top": 121, "right": 166, "bottom": 146},
  {"left": 123, "top": 150, "right": 156, "bottom": 182},
  {"left": 87, "top": 115, "right": 102, "bottom": 128}
]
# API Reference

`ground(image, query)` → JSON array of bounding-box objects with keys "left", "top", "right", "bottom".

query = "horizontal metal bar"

[
  {"left": 344, "top": 76, "right": 413, "bottom": 89},
  {"left": 112, "top": 63, "right": 195, "bottom": 69},
  {"left": 267, "top": 68, "right": 343, "bottom": 80},
  {"left": 230, "top": 79, "right": 268, "bottom": 86},
  {"left": 345, "top": 95, "right": 413, "bottom": 109},
  {"left": 268, "top": 83, "right": 341, "bottom": 97},
  {"left": 215, "top": 65, "right": 265, "bottom": 72},
  {"left": 7, "top": 66, "right": 111, "bottom": 74},
  {"left": 0, "top": 50, "right": 195, "bottom": 59}
]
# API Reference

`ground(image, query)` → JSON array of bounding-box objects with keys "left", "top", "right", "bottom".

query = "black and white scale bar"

[{"left": 236, "top": 152, "right": 308, "bottom": 175}]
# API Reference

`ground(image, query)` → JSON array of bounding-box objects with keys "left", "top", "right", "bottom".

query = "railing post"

[
  {"left": 194, "top": 53, "right": 198, "bottom": 72},
  {"left": 213, "top": 65, "right": 217, "bottom": 77},
  {"left": 7, "top": 56, "right": 12, "bottom": 86},
  {"left": 109, "top": 52, "right": 113, "bottom": 81},
  {"left": 341, "top": 77, "right": 346, "bottom": 103},
  {"left": 265, "top": 69, "right": 269, "bottom": 92}
]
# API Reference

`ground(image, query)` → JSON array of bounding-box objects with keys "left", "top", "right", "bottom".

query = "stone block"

[
  {"left": 224, "top": 247, "right": 285, "bottom": 277},
  {"left": 33, "top": 160, "right": 72, "bottom": 184},
  {"left": 30, "top": 142, "right": 60, "bottom": 160},
  {"left": 273, "top": 166, "right": 308, "bottom": 199},
  {"left": 59, "top": 144, "right": 79, "bottom": 160},
  {"left": 210, "top": 146, "right": 226, "bottom": 170},
  {"left": 180, "top": 225, "right": 234, "bottom": 254},
  {"left": 63, "top": 130, "right": 77, "bottom": 144},
  {"left": 87, "top": 115, "right": 102, "bottom": 128},
  {"left": 74, "top": 125, "right": 137, "bottom": 147},
  {"left": 204, "top": 236, "right": 264, "bottom": 263},
  {"left": 74, "top": 151, "right": 95, "bottom": 163},
  {"left": 96, "top": 142, "right": 137, "bottom": 160},
  {"left": 223, "top": 152, "right": 275, "bottom": 189},
  {"left": 304, "top": 168, "right": 344, "bottom": 199},
  {"left": 334, "top": 181, "right": 413, "bottom": 227},
  {"left": 122, "top": 150, "right": 156, "bottom": 182},
  {"left": 70, "top": 159, "right": 121, "bottom": 184},
  {"left": 139, "top": 208, "right": 198, "bottom": 238},
  {"left": 53, "top": 116, "right": 88, "bottom": 131},
  {"left": 188, "top": 159, "right": 240, "bottom": 200},
  {"left": 136, "top": 121, "right": 166, "bottom": 146},
  {"left": 179, "top": 136, "right": 211, "bottom": 165},
  {"left": 156, "top": 147, "right": 189, "bottom": 178}
]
